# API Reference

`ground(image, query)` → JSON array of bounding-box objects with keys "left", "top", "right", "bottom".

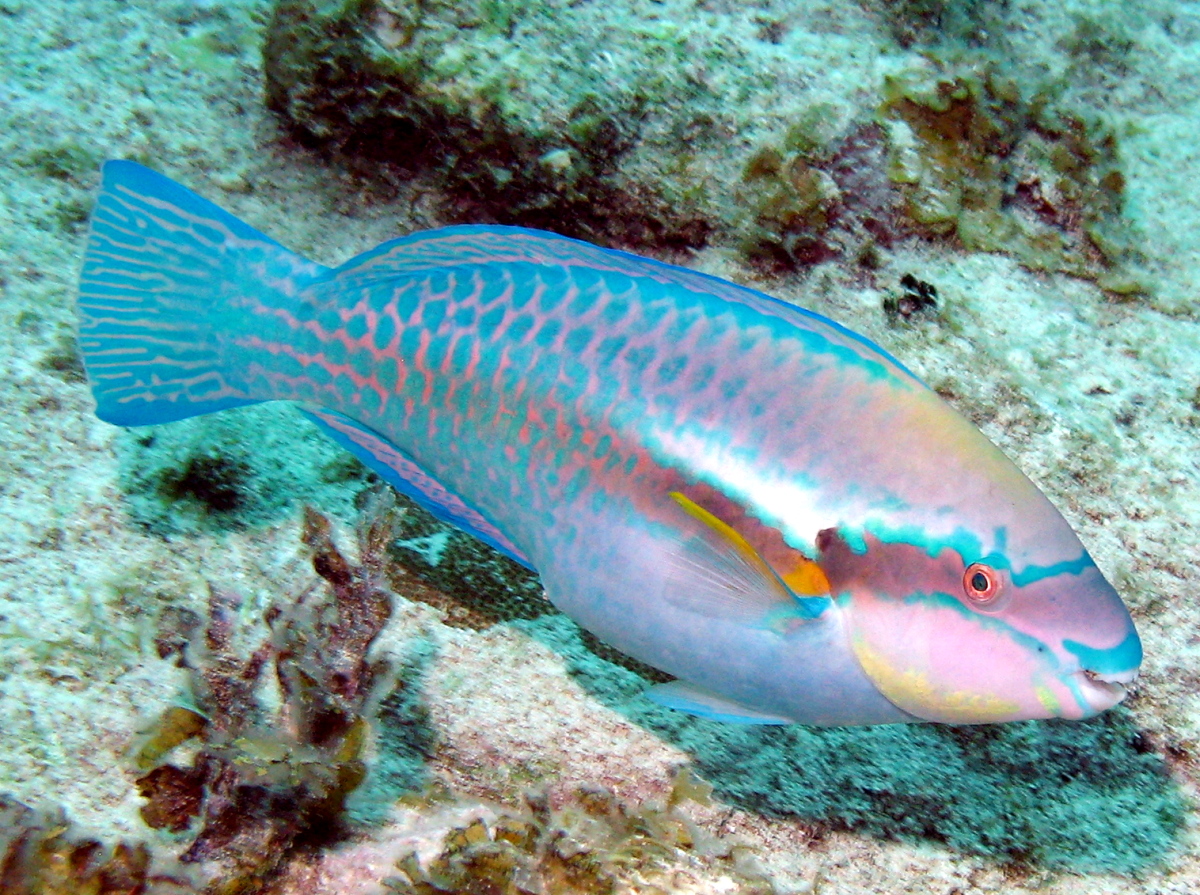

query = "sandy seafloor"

[{"left": 2, "top": 0, "right": 1200, "bottom": 893}]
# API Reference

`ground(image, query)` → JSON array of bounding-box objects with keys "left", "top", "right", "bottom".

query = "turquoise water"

[{"left": 1, "top": 1, "right": 1198, "bottom": 892}]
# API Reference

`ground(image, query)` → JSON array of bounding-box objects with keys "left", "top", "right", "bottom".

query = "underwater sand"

[{"left": 1, "top": 0, "right": 1199, "bottom": 892}]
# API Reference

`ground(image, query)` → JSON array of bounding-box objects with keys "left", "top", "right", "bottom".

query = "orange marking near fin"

[
  {"left": 781, "top": 560, "right": 831, "bottom": 597},
  {"left": 669, "top": 491, "right": 830, "bottom": 597}
]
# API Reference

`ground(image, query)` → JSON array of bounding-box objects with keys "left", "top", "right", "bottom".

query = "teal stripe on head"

[
  {"left": 916, "top": 590, "right": 1060, "bottom": 655},
  {"left": 1010, "top": 553, "right": 1096, "bottom": 586},
  {"left": 1063, "top": 630, "right": 1142, "bottom": 673},
  {"left": 861, "top": 521, "right": 985, "bottom": 562}
]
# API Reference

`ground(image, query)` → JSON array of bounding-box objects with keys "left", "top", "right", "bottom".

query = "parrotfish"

[{"left": 77, "top": 161, "right": 1141, "bottom": 725}]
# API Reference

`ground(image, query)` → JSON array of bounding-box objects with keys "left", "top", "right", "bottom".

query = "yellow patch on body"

[
  {"left": 851, "top": 636, "right": 1020, "bottom": 723},
  {"left": 1034, "top": 683, "right": 1061, "bottom": 715}
]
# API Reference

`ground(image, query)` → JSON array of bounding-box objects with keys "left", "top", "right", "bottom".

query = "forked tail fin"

[{"left": 76, "top": 160, "right": 326, "bottom": 426}]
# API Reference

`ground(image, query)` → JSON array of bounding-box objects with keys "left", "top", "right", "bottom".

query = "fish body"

[{"left": 77, "top": 162, "right": 1141, "bottom": 725}]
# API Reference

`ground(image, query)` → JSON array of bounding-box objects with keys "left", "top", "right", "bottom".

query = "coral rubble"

[{"left": 384, "top": 775, "right": 776, "bottom": 895}]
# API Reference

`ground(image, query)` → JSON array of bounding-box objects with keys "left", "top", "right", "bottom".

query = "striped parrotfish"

[{"left": 77, "top": 161, "right": 1141, "bottom": 726}]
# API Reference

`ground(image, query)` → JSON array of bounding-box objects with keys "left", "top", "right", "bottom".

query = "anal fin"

[
  {"left": 646, "top": 681, "right": 795, "bottom": 724},
  {"left": 302, "top": 408, "right": 531, "bottom": 567}
]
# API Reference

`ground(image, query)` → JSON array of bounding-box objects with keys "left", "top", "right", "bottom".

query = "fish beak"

[{"left": 1073, "top": 667, "right": 1138, "bottom": 714}]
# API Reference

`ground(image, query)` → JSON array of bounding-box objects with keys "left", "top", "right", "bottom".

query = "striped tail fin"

[{"left": 77, "top": 160, "right": 326, "bottom": 426}]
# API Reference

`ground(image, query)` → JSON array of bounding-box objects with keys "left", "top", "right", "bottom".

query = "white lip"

[{"left": 1074, "top": 668, "right": 1137, "bottom": 712}]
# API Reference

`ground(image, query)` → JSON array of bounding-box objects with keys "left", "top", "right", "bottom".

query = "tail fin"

[{"left": 77, "top": 161, "right": 326, "bottom": 426}]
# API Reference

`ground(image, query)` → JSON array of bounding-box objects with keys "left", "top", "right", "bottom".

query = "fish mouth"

[{"left": 1073, "top": 667, "right": 1138, "bottom": 713}]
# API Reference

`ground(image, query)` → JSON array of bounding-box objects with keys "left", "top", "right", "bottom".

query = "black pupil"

[{"left": 970, "top": 571, "right": 989, "bottom": 592}]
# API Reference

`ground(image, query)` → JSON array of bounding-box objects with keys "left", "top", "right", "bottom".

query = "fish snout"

[{"left": 1072, "top": 666, "right": 1139, "bottom": 715}]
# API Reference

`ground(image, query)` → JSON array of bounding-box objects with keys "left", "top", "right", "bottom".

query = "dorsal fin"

[{"left": 327, "top": 224, "right": 922, "bottom": 385}]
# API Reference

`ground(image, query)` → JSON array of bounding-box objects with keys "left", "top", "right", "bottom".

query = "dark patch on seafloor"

[
  {"left": 517, "top": 614, "right": 1186, "bottom": 874},
  {"left": 384, "top": 498, "right": 549, "bottom": 627},
  {"left": 114, "top": 404, "right": 376, "bottom": 533}
]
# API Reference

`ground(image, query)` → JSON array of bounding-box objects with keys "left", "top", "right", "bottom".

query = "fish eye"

[{"left": 963, "top": 562, "right": 1002, "bottom": 606}]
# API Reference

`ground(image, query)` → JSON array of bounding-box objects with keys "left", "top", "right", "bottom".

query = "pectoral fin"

[
  {"left": 661, "top": 491, "right": 830, "bottom": 628},
  {"left": 646, "top": 680, "right": 795, "bottom": 724}
]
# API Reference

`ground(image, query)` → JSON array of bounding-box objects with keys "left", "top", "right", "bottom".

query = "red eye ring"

[{"left": 963, "top": 562, "right": 1002, "bottom": 606}]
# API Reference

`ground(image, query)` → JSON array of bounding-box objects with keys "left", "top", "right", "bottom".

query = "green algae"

[
  {"left": 37, "top": 332, "right": 86, "bottom": 383},
  {"left": 18, "top": 143, "right": 100, "bottom": 182},
  {"left": 739, "top": 145, "right": 842, "bottom": 267},
  {"left": 881, "top": 0, "right": 1007, "bottom": 49},
  {"left": 1059, "top": 11, "right": 1137, "bottom": 81},
  {"left": 878, "top": 57, "right": 1146, "bottom": 293}
]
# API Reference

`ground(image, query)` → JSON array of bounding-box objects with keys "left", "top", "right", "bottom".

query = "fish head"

[{"left": 814, "top": 406, "right": 1141, "bottom": 724}]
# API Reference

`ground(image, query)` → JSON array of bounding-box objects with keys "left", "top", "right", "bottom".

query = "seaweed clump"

[
  {"left": 736, "top": 116, "right": 904, "bottom": 271},
  {"left": 883, "top": 272, "right": 939, "bottom": 322},
  {"left": 737, "top": 55, "right": 1145, "bottom": 291},
  {"left": 134, "top": 494, "right": 403, "bottom": 894},
  {"left": 0, "top": 796, "right": 196, "bottom": 894},
  {"left": 737, "top": 118, "right": 844, "bottom": 268},
  {"left": 385, "top": 772, "right": 776, "bottom": 895}
]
